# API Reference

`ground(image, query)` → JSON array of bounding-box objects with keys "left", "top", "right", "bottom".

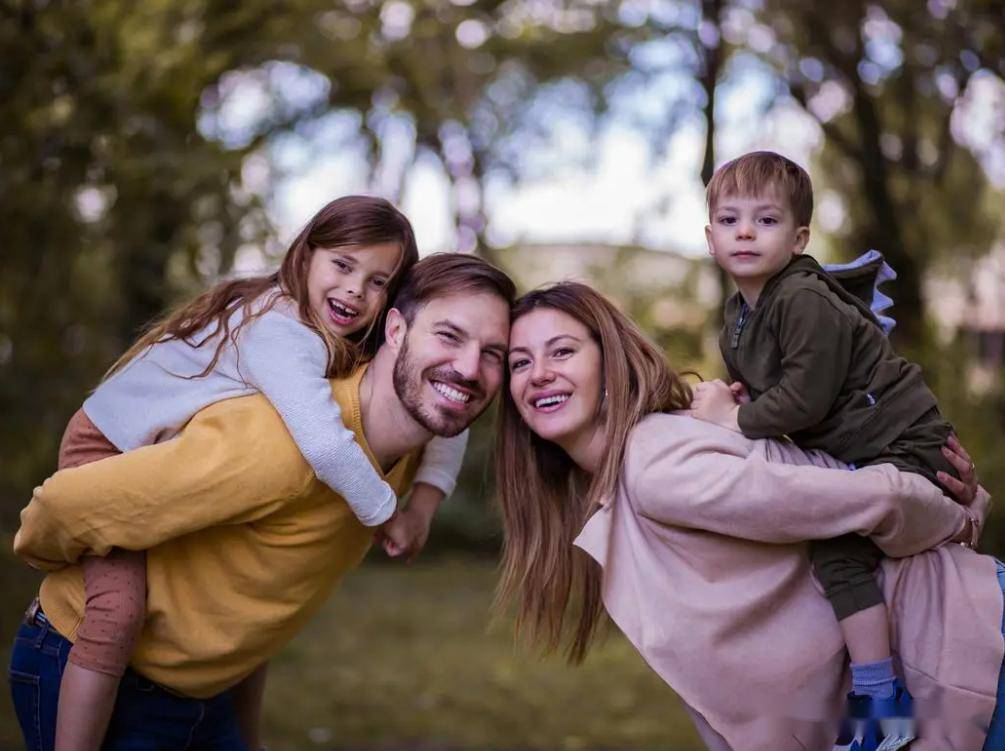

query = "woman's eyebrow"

[{"left": 546, "top": 335, "right": 582, "bottom": 346}]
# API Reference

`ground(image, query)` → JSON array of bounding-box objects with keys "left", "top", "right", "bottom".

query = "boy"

[{"left": 691, "top": 151, "right": 974, "bottom": 751}]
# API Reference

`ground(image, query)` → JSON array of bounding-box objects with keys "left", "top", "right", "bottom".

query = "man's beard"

[{"left": 392, "top": 336, "right": 485, "bottom": 438}]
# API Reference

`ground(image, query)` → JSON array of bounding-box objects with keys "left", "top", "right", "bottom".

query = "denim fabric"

[
  {"left": 8, "top": 610, "right": 248, "bottom": 751},
  {"left": 982, "top": 560, "right": 1005, "bottom": 750}
]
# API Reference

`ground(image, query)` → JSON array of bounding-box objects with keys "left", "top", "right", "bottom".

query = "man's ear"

[
  {"left": 704, "top": 225, "right": 715, "bottom": 256},
  {"left": 384, "top": 308, "right": 407, "bottom": 352},
  {"left": 793, "top": 226, "right": 810, "bottom": 255}
]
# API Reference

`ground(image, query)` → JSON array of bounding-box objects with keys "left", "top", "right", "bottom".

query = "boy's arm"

[
  {"left": 239, "top": 311, "right": 397, "bottom": 527},
  {"left": 14, "top": 397, "right": 313, "bottom": 569},
  {"left": 736, "top": 288, "right": 853, "bottom": 439}
]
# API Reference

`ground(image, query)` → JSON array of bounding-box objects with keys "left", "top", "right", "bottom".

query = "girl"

[
  {"left": 495, "top": 282, "right": 998, "bottom": 750},
  {"left": 53, "top": 195, "right": 467, "bottom": 751}
]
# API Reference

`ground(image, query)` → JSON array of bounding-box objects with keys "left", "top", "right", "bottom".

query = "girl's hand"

[{"left": 690, "top": 380, "right": 741, "bottom": 432}]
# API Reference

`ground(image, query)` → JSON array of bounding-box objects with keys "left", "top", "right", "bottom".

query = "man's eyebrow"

[{"left": 434, "top": 320, "right": 508, "bottom": 355}]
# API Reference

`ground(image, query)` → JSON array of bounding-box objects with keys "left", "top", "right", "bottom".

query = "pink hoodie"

[{"left": 575, "top": 413, "right": 1001, "bottom": 750}]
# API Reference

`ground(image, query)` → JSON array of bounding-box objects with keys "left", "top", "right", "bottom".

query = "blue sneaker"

[{"left": 835, "top": 681, "right": 916, "bottom": 751}]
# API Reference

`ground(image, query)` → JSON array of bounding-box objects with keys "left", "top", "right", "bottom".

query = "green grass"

[{"left": 1, "top": 551, "right": 702, "bottom": 750}]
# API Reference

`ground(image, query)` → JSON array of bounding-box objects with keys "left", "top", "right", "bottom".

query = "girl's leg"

[
  {"left": 53, "top": 409, "right": 147, "bottom": 751},
  {"left": 55, "top": 550, "right": 146, "bottom": 751}
]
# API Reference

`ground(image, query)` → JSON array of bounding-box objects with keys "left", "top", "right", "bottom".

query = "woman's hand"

[{"left": 939, "top": 435, "right": 986, "bottom": 549}]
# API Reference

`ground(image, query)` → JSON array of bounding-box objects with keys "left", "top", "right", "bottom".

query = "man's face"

[{"left": 391, "top": 292, "right": 510, "bottom": 437}]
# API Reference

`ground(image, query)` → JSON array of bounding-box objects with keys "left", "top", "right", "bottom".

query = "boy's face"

[{"left": 705, "top": 189, "right": 810, "bottom": 304}]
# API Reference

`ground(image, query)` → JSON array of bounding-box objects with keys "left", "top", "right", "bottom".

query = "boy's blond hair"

[{"left": 706, "top": 151, "right": 814, "bottom": 227}]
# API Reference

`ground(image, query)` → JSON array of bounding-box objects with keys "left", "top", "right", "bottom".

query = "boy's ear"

[
  {"left": 704, "top": 225, "right": 715, "bottom": 256},
  {"left": 793, "top": 226, "right": 810, "bottom": 255},
  {"left": 384, "top": 308, "right": 407, "bottom": 352}
]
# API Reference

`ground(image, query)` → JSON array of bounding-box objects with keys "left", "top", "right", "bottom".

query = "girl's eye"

[
  {"left": 333, "top": 259, "right": 351, "bottom": 271},
  {"left": 370, "top": 277, "right": 388, "bottom": 288}
]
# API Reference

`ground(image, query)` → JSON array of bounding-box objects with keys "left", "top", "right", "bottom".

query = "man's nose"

[{"left": 453, "top": 343, "right": 481, "bottom": 380}]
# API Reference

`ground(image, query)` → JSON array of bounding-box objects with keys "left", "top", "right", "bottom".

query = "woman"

[{"left": 495, "top": 282, "right": 1001, "bottom": 750}]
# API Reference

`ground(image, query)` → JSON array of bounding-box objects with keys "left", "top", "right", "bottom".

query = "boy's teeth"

[
  {"left": 535, "top": 394, "right": 569, "bottom": 408},
  {"left": 432, "top": 382, "right": 470, "bottom": 403}
]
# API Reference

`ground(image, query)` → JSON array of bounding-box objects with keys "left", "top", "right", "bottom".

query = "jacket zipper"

[{"left": 730, "top": 301, "right": 749, "bottom": 349}]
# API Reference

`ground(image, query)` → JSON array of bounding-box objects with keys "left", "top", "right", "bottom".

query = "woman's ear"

[{"left": 384, "top": 308, "right": 407, "bottom": 352}]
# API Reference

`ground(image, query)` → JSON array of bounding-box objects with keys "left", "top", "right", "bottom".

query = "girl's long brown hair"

[
  {"left": 105, "top": 195, "right": 419, "bottom": 380},
  {"left": 494, "top": 282, "right": 692, "bottom": 663}
]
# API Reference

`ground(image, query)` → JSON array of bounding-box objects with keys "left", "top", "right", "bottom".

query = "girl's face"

[
  {"left": 306, "top": 242, "right": 402, "bottom": 337},
  {"left": 508, "top": 307, "right": 603, "bottom": 455}
]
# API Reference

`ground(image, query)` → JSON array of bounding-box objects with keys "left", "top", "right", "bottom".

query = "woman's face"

[{"left": 508, "top": 307, "right": 603, "bottom": 453}]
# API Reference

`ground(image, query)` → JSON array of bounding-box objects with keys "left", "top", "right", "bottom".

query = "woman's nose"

[{"left": 530, "top": 361, "right": 555, "bottom": 385}]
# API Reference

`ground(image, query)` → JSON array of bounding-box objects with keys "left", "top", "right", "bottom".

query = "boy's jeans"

[{"left": 8, "top": 604, "right": 248, "bottom": 751}]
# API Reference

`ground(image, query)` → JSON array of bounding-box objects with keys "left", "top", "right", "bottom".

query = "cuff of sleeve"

[
  {"left": 412, "top": 468, "right": 457, "bottom": 498},
  {"left": 349, "top": 488, "right": 398, "bottom": 528}
]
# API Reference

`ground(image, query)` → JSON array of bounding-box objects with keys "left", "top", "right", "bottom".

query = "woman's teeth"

[{"left": 534, "top": 394, "right": 569, "bottom": 408}]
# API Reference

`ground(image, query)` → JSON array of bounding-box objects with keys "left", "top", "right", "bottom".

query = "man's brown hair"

[
  {"left": 706, "top": 151, "right": 814, "bottom": 227},
  {"left": 392, "top": 252, "right": 516, "bottom": 323}
]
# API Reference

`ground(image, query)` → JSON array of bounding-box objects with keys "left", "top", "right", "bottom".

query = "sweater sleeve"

[
  {"left": 237, "top": 311, "right": 397, "bottom": 526},
  {"left": 626, "top": 416, "right": 966, "bottom": 558},
  {"left": 14, "top": 396, "right": 315, "bottom": 570},
  {"left": 737, "top": 289, "right": 853, "bottom": 439},
  {"left": 412, "top": 430, "right": 468, "bottom": 497}
]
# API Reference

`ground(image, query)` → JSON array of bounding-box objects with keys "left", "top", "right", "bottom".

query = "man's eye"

[
  {"left": 484, "top": 350, "right": 503, "bottom": 363},
  {"left": 437, "top": 331, "right": 460, "bottom": 343}
]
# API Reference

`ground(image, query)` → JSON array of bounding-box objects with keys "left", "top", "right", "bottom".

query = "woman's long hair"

[
  {"left": 105, "top": 195, "right": 419, "bottom": 380},
  {"left": 494, "top": 282, "right": 692, "bottom": 663}
]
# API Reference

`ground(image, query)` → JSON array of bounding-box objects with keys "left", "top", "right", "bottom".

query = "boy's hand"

[
  {"left": 691, "top": 380, "right": 742, "bottom": 432},
  {"left": 729, "top": 381, "right": 751, "bottom": 404}
]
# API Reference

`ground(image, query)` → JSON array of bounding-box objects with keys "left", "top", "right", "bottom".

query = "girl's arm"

[
  {"left": 413, "top": 430, "right": 468, "bottom": 498},
  {"left": 626, "top": 415, "right": 974, "bottom": 558},
  {"left": 238, "top": 310, "right": 397, "bottom": 527}
]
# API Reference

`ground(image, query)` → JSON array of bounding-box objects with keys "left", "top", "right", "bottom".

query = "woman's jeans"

[
  {"left": 8, "top": 605, "right": 247, "bottom": 751},
  {"left": 982, "top": 559, "right": 1005, "bottom": 750}
]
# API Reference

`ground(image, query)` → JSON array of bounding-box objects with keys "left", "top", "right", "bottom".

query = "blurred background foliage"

[{"left": 2, "top": 0, "right": 1004, "bottom": 747}]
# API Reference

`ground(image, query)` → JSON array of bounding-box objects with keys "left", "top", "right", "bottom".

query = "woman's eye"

[
  {"left": 552, "top": 347, "right": 574, "bottom": 358},
  {"left": 509, "top": 359, "right": 529, "bottom": 371}
]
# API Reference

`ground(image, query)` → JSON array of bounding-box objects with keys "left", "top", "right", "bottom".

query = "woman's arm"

[{"left": 627, "top": 415, "right": 970, "bottom": 557}]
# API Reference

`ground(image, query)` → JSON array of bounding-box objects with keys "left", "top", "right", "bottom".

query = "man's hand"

[
  {"left": 690, "top": 379, "right": 742, "bottom": 432},
  {"left": 375, "top": 483, "right": 444, "bottom": 564}
]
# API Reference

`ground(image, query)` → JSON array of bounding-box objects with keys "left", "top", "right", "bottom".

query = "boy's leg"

[{"left": 810, "top": 536, "right": 893, "bottom": 681}]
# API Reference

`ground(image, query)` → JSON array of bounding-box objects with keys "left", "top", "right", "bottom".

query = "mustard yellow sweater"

[{"left": 14, "top": 365, "right": 419, "bottom": 698}]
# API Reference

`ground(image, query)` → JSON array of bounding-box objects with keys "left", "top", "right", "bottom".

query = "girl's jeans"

[
  {"left": 8, "top": 604, "right": 247, "bottom": 751},
  {"left": 983, "top": 559, "right": 1005, "bottom": 750}
]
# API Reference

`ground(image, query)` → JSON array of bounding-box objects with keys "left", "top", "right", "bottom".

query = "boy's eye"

[
  {"left": 760, "top": 216, "right": 778, "bottom": 225},
  {"left": 718, "top": 216, "right": 736, "bottom": 225}
]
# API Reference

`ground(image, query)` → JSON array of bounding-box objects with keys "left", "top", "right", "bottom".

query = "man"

[{"left": 12, "top": 253, "right": 515, "bottom": 750}]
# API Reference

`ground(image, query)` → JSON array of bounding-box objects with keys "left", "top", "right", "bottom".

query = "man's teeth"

[
  {"left": 329, "top": 299, "right": 358, "bottom": 318},
  {"left": 535, "top": 394, "right": 569, "bottom": 408},
  {"left": 432, "top": 382, "right": 471, "bottom": 403}
]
